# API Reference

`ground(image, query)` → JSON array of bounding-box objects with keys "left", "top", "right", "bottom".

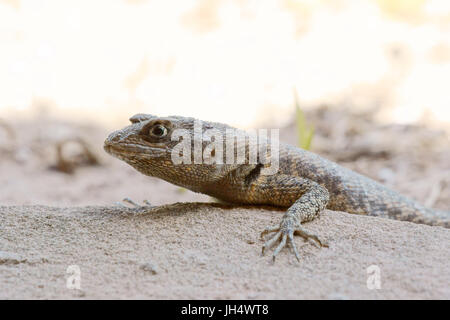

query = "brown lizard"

[{"left": 104, "top": 114, "right": 449, "bottom": 261}]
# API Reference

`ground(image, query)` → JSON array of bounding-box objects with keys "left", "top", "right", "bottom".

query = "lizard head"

[
  {"left": 103, "top": 113, "right": 240, "bottom": 188},
  {"left": 104, "top": 113, "right": 194, "bottom": 165}
]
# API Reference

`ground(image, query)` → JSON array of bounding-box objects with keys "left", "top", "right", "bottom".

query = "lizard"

[{"left": 104, "top": 113, "right": 450, "bottom": 261}]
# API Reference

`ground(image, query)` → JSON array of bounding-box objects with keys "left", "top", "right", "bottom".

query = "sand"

[{"left": 0, "top": 203, "right": 449, "bottom": 299}]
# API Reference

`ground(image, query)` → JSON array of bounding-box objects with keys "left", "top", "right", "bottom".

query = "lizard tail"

[
  {"left": 402, "top": 206, "right": 450, "bottom": 228},
  {"left": 377, "top": 189, "right": 450, "bottom": 228},
  {"left": 431, "top": 210, "right": 450, "bottom": 228}
]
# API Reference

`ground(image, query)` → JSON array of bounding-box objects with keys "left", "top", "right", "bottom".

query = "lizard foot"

[
  {"left": 260, "top": 218, "right": 327, "bottom": 262},
  {"left": 115, "top": 197, "right": 153, "bottom": 209}
]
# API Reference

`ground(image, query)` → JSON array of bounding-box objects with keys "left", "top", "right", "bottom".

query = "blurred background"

[
  {"left": 0, "top": 0, "right": 449, "bottom": 207},
  {"left": 1, "top": 0, "right": 450, "bottom": 126}
]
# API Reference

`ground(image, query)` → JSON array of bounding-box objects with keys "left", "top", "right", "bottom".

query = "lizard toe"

[
  {"left": 261, "top": 230, "right": 281, "bottom": 255},
  {"left": 118, "top": 198, "right": 153, "bottom": 209},
  {"left": 272, "top": 233, "right": 287, "bottom": 262},
  {"left": 288, "top": 231, "right": 301, "bottom": 262},
  {"left": 294, "top": 226, "right": 328, "bottom": 247},
  {"left": 260, "top": 224, "right": 280, "bottom": 240}
]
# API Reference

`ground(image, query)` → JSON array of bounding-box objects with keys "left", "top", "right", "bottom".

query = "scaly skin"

[{"left": 104, "top": 114, "right": 449, "bottom": 261}]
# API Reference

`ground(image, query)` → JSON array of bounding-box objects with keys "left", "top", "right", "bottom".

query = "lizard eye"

[{"left": 149, "top": 124, "right": 168, "bottom": 138}]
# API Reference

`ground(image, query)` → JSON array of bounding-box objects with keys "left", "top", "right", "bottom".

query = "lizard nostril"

[
  {"left": 107, "top": 131, "right": 122, "bottom": 143},
  {"left": 104, "top": 132, "right": 122, "bottom": 150}
]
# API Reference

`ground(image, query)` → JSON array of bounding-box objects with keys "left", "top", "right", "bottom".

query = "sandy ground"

[
  {"left": 0, "top": 108, "right": 449, "bottom": 299},
  {"left": 1, "top": 204, "right": 449, "bottom": 299}
]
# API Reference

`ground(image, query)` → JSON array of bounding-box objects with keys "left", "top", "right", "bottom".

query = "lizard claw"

[
  {"left": 261, "top": 219, "right": 326, "bottom": 262},
  {"left": 261, "top": 230, "right": 281, "bottom": 255},
  {"left": 294, "top": 226, "right": 328, "bottom": 248},
  {"left": 260, "top": 225, "right": 280, "bottom": 240},
  {"left": 116, "top": 197, "right": 153, "bottom": 209}
]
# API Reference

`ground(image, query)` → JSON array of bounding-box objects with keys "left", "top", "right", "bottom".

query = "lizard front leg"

[{"left": 255, "top": 175, "right": 330, "bottom": 262}]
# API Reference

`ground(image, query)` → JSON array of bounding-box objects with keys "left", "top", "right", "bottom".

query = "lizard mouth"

[
  {"left": 103, "top": 141, "right": 147, "bottom": 157},
  {"left": 103, "top": 140, "right": 167, "bottom": 160}
]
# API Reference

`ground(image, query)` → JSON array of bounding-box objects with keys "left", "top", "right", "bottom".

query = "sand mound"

[{"left": 1, "top": 203, "right": 448, "bottom": 299}]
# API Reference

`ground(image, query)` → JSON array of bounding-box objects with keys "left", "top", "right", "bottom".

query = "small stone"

[{"left": 140, "top": 262, "right": 158, "bottom": 274}]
